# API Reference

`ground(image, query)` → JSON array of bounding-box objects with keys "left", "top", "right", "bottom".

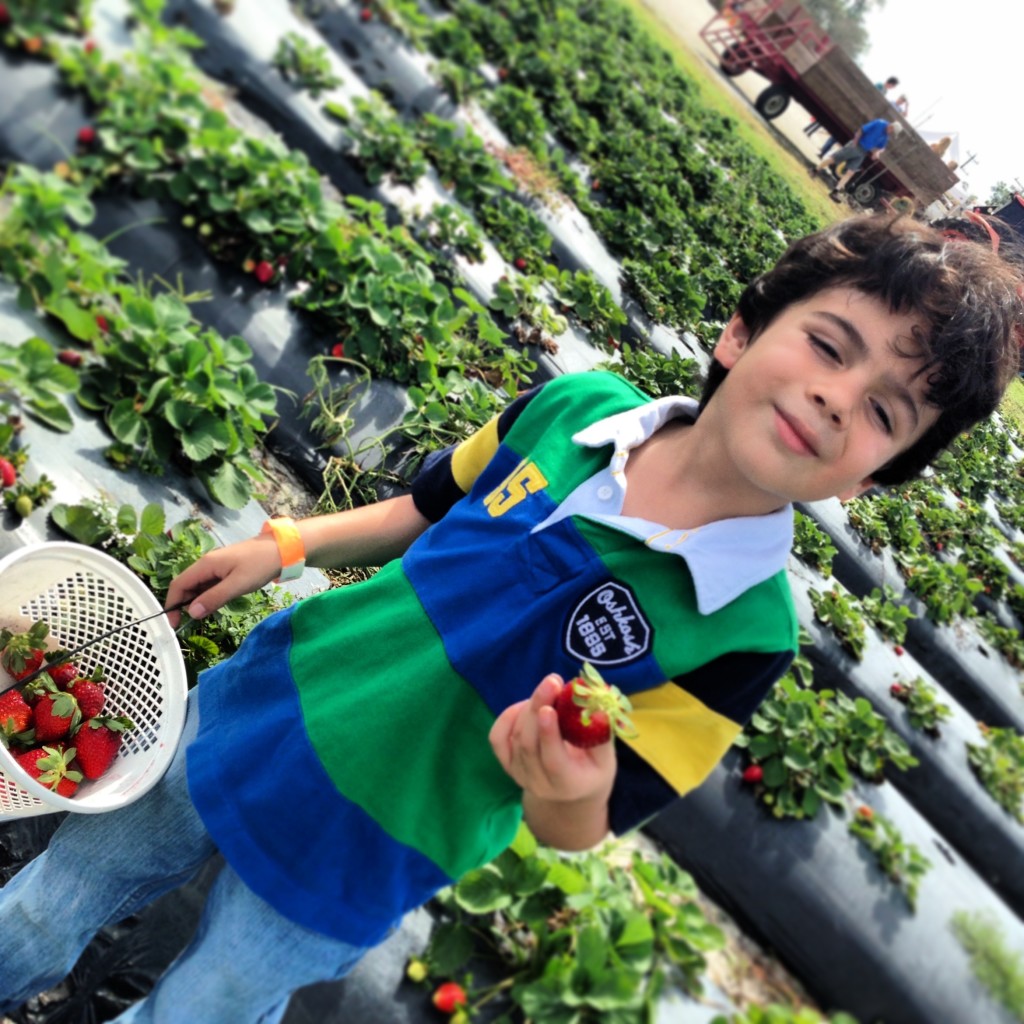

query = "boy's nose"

[{"left": 812, "top": 387, "right": 850, "bottom": 428}]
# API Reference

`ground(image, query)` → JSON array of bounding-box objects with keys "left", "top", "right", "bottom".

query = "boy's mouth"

[{"left": 774, "top": 408, "right": 818, "bottom": 456}]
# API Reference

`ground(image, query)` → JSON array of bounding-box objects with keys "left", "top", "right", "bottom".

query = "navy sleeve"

[
  {"left": 608, "top": 649, "right": 794, "bottom": 836},
  {"left": 410, "top": 385, "right": 542, "bottom": 522}
]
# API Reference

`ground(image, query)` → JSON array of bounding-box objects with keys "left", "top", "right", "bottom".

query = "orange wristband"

[{"left": 260, "top": 516, "right": 305, "bottom": 583}]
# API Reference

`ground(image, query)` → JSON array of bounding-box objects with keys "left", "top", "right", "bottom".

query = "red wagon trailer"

[{"left": 700, "top": 0, "right": 958, "bottom": 211}]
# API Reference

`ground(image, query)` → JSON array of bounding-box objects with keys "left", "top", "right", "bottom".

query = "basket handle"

[{"left": 5, "top": 600, "right": 191, "bottom": 692}]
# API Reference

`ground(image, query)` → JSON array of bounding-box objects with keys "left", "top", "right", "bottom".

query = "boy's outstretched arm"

[
  {"left": 490, "top": 675, "right": 615, "bottom": 852},
  {"left": 165, "top": 494, "right": 430, "bottom": 625}
]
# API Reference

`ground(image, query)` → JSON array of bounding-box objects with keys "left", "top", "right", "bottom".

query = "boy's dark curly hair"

[{"left": 700, "top": 214, "right": 1023, "bottom": 485}]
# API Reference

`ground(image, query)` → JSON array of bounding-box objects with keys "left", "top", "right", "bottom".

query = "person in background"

[
  {"left": 811, "top": 118, "right": 900, "bottom": 203},
  {"left": 815, "top": 75, "right": 900, "bottom": 154}
]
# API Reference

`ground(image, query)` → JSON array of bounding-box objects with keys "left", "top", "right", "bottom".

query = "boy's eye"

[
  {"left": 872, "top": 401, "right": 894, "bottom": 434},
  {"left": 810, "top": 336, "right": 840, "bottom": 361}
]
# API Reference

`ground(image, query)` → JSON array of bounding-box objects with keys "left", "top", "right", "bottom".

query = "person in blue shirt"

[{"left": 812, "top": 118, "right": 899, "bottom": 203}]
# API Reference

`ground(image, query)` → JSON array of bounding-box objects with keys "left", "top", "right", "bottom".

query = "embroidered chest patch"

[{"left": 564, "top": 582, "right": 653, "bottom": 666}]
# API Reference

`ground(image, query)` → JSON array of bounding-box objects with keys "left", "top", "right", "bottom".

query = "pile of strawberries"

[{"left": 0, "top": 620, "right": 134, "bottom": 798}]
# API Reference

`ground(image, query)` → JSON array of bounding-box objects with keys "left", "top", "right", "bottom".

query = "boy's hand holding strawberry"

[{"left": 489, "top": 667, "right": 633, "bottom": 851}]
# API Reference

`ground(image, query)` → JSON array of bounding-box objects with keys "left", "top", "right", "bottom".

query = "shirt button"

[{"left": 597, "top": 485, "right": 614, "bottom": 501}]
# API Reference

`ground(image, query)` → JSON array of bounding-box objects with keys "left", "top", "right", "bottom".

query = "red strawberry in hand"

[
  {"left": 72, "top": 715, "right": 134, "bottom": 779},
  {"left": 15, "top": 745, "right": 82, "bottom": 797},
  {"left": 554, "top": 663, "right": 636, "bottom": 748}
]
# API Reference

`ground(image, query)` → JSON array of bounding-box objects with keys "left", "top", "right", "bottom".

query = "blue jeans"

[{"left": 0, "top": 693, "right": 366, "bottom": 1022}]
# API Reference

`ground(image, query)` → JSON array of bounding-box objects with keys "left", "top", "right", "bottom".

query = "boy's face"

[{"left": 710, "top": 286, "right": 940, "bottom": 506}]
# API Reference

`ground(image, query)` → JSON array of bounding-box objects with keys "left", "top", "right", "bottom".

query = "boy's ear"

[
  {"left": 837, "top": 477, "right": 876, "bottom": 502},
  {"left": 713, "top": 313, "right": 753, "bottom": 369}
]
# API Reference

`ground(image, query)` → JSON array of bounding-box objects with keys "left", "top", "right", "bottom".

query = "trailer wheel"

[
  {"left": 851, "top": 180, "right": 880, "bottom": 206},
  {"left": 755, "top": 85, "right": 790, "bottom": 120},
  {"left": 720, "top": 43, "right": 747, "bottom": 76},
  {"left": 890, "top": 196, "right": 916, "bottom": 216}
]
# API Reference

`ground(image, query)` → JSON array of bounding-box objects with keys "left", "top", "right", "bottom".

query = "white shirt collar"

[{"left": 540, "top": 394, "right": 794, "bottom": 614}]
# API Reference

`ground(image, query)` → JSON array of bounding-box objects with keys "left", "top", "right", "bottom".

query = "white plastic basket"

[{"left": 0, "top": 542, "right": 187, "bottom": 819}]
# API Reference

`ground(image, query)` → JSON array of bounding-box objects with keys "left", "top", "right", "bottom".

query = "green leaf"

[
  {"left": 108, "top": 398, "right": 148, "bottom": 446},
  {"left": 138, "top": 503, "right": 165, "bottom": 537},
  {"left": 49, "top": 503, "right": 115, "bottom": 546},
  {"left": 199, "top": 459, "right": 252, "bottom": 510},
  {"left": 181, "top": 412, "right": 231, "bottom": 462},
  {"left": 27, "top": 395, "right": 73, "bottom": 432},
  {"left": 454, "top": 866, "right": 512, "bottom": 913},
  {"left": 426, "top": 920, "right": 474, "bottom": 976}
]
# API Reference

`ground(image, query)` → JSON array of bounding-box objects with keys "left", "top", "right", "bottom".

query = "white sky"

[{"left": 861, "top": 0, "right": 1018, "bottom": 204}]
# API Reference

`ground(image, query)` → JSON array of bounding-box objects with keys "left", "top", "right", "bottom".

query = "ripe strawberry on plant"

[
  {"left": 14, "top": 745, "right": 82, "bottom": 797},
  {"left": 0, "top": 456, "right": 15, "bottom": 488},
  {"left": 553, "top": 662, "right": 636, "bottom": 749},
  {"left": 32, "top": 686, "right": 81, "bottom": 743},
  {"left": 0, "top": 621, "right": 49, "bottom": 680},
  {"left": 741, "top": 764, "right": 764, "bottom": 784},
  {"left": 513, "top": 257, "right": 528, "bottom": 271},
  {"left": 72, "top": 715, "right": 134, "bottom": 780},
  {"left": 57, "top": 349, "right": 83, "bottom": 368},
  {"left": 0, "top": 689, "right": 32, "bottom": 743},
  {"left": 431, "top": 982, "right": 467, "bottom": 1014},
  {"left": 254, "top": 260, "right": 275, "bottom": 284},
  {"left": 0, "top": 4, "right": 10, "bottom": 27}
]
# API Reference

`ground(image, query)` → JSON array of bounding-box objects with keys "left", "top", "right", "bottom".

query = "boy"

[{"left": 1, "top": 215, "right": 1020, "bottom": 1021}]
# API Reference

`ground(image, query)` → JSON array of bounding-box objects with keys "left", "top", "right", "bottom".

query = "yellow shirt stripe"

[
  {"left": 623, "top": 683, "right": 741, "bottom": 796},
  {"left": 450, "top": 415, "right": 501, "bottom": 494}
]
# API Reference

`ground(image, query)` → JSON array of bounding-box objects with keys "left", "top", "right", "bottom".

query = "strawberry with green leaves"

[
  {"left": 32, "top": 685, "right": 81, "bottom": 743},
  {"left": 72, "top": 715, "right": 134, "bottom": 779},
  {"left": 0, "top": 621, "right": 49, "bottom": 681},
  {"left": 553, "top": 662, "right": 636, "bottom": 748},
  {"left": 0, "top": 689, "right": 32, "bottom": 744},
  {"left": 14, "top": 745, "right": 82, "bottom": 797}
]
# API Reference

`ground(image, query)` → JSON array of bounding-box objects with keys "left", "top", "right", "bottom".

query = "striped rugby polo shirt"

[{"left": 187, "top": 370, "right": 797, "bottom": 946}]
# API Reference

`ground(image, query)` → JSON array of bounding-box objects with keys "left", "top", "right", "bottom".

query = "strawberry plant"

[
  {"left": 966, "top": 725, "right": 1024, "bottom": 824},
  {"left": 898, "top": 554, "right": 984, "bottom": 625},
  {"left": 327, "top": 93, "right": 429, "bottom": 187},
  {"left": 545, "top": 266, "right": 627, "bottom": 340},
  {"left": 808, "top": 587, "right": 867, "bottom": 661},
  {"left": 412, "top": 826, "right": 725, "bottom": 1022},
  {"left": 476, "top": 194, "right": 553, "bottom": 270},
  {"left": 847, "top": 805, "right": 932, "bottom": 911},
  {"left": 711, "top": 1008, "right": 858, "bottom": 1024},
  {"left": 887, "top": 677, "right": 953, "bottom": 738},
  {"left": 859, "top": 585, "right": 915, "bottom": 644},
  {"left": 735, "top": 675, "right": 916, "bottom": 820},
  {"left": 415, "top": 114, "right": 514, "bottom": 205},
  {"left": 976, "top": 615, "right": 1024, "bottom": 669},
  {"left": 951, "top": 911, "right": 1024, "bottom": 1022},
  {"left": 271, "top": 31, "right": 342, "bottom": 98},
  {"left": 486, "top": 84, "right": 550, "bottom": 155},
  {"left": 0, "top": 0, "right": 90, "bottom": 47},
  {"left": 793, "top": 511, "right": 838, "bottom": 578},
  {"left": 597, "top": 344, "right": 702, "bottom": 400},
  {"left": 410, "top": 203, "right": 487, "bottom": 266}
]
